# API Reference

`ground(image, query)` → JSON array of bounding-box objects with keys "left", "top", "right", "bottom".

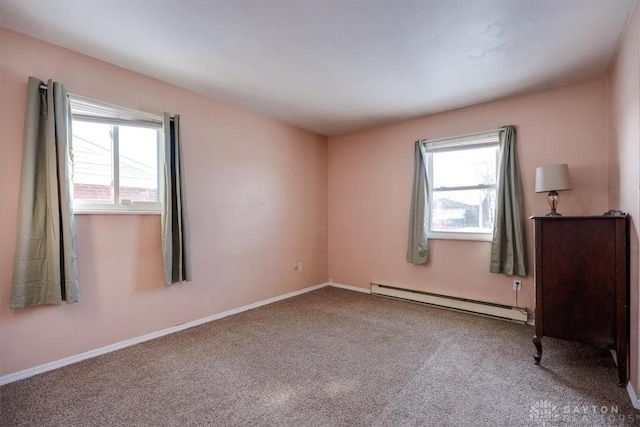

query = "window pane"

[
  {"left": 431, "top": 189, "right": 496, "bottom": 233},
  {"left": 118, "top": 126, "right": 158, "bottom": 202},
  {"left": 432, "top": 145, "right": 498, "bottom": 188},
  {"left": 72, "top": 121, "right": 113, "bottom": 201}
]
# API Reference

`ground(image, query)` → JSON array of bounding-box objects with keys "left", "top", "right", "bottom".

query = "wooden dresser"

[{"left": 531, "top": 215, "right": 629, "bottom": 386}]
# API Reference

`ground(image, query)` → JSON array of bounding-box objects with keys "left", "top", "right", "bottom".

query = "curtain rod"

[
  {"left": 38, "top": 84, "right": 168, "bottom": 122},
  {"left": 421, "top": 127, "right": 504, "bottom": 144},
  {"left": 39, "top": 83, "right": 76, "bottom": 97}
]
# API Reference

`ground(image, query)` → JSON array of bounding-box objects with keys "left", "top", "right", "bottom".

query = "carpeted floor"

[{"left": 1, "top": 287, "right": 638, "bottom": 426}]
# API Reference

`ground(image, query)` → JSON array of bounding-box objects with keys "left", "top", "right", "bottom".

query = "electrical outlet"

[{"left": 513, "top": 280, "right": 522, "bottom": 291}]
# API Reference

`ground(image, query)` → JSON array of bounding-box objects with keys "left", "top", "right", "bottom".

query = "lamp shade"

[{"left": 535, "top": 164, "right": 571, "bottom": 193}]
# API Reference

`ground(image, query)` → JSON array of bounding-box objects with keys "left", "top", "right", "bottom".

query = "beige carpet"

[{"left": 1, "top": 287, "right": 638, "bottom": 426}]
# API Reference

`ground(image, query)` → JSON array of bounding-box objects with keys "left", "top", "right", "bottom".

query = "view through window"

[
  {"left": 70, "top": 96, "right": 162, "bottom": 213},
  {"left": 426, "top": 132, "right": 500, "bottom": 239}
]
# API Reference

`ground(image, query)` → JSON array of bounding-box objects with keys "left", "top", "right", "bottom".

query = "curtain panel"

[
  {"left": 11, "top": 77, "right": 79, "bottom": 308},
  {"left": 161, "top": 113, "right": 192, "bottom": 285},
  {"left": 406, "top": 140, "right": 429, "bottom": 265},
  {"left": 490, "top": 125, "right": 528, "bottom": 276}
]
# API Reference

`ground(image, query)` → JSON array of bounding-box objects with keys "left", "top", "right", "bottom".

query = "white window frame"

[
  {"left": 69, "top": 95, "right": 163, "bottom": 214},
  {"left": 424, "top": 130, "right": 500, "bottom": 242}
]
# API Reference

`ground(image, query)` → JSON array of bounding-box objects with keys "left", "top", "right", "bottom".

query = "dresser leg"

[
  {"left": 533, "top": 335, "right": 542, "bottom": 365},
  {"left": 618, "top": 366, "right": 627, "bottom": 388}
]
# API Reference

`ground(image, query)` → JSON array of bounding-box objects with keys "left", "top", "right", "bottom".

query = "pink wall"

[
  {"left": 0, "top": 29, "right": 328, "bottom": 377},
  {"left": 609, "top": 2, "right": 640, "bottom": 398},
  {"left": 328, "top": 77, "right": 610, "bottom": 312}
]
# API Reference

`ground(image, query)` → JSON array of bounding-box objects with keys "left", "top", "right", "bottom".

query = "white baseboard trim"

[
  {"left": 328, "top": 282, "right": 371, "bottom": 293},
  {"left": 627, "top": 382, "right": 640, "bottom": 410},
  {"left": 0, "top": 282, "right": 328, "bottom": 386}
]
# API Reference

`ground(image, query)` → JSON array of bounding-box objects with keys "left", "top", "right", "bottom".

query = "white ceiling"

[{"left": 0, "top": 0, "right": 636, "bottom": 136}]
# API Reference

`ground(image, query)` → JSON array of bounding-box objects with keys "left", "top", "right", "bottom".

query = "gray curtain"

[
  {"left": 406, "top": 140, "right": 429, "bottom": 264},
  {"left": 490, "top": 125, "right": 527, "bottom": 276},
  {"left": 11, "top": 77, "right": 79, "bottom": 308},
  {"left": 161, "top": 113, "right": 192, "bottom": 285}
]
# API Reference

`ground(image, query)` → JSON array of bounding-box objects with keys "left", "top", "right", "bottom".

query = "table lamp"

[{"left": 535, "top": 164, "right": 571, "bottom": 216}]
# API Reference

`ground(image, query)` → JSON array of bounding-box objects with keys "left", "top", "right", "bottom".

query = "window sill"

[
  {"left": 428, "top": 232, "right": 493, "bottom": 242},
  {"left": 73, "top": 201, "right": 161, "bottom": 215},
  {"left": 74, "top": 209, "right": 160, "bottom": 215}
]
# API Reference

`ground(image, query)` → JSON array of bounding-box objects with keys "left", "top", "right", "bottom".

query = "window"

[
  {"left": 424, "top": 131, "right": 500, "bottom": 241},
  {"left": 69, "top": 95, "right": 162, "bottom": 214}
]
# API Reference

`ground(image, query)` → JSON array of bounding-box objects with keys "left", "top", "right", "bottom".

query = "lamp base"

[{"left": 546, "top": 191, "right": 562, "bottom": 216}]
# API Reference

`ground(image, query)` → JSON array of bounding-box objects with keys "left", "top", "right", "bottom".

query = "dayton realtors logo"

[
  {"left": 529, "top": 400, "right": 639, "bottom": 426},
  {"left": 529, "top": 400, "right": 561, "bottom": 426}
]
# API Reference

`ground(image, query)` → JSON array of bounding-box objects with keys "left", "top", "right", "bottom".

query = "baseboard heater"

[{"left": 370, "top": 283, "right": 527, "bottom": 323}]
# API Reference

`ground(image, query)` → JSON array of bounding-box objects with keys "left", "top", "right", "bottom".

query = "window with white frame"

[
  {"left": 69, "top": 95, "right": 162, "bottom": 214},
  {"left": 424, "top": 130, "right": 500, "bottom": 241}
]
